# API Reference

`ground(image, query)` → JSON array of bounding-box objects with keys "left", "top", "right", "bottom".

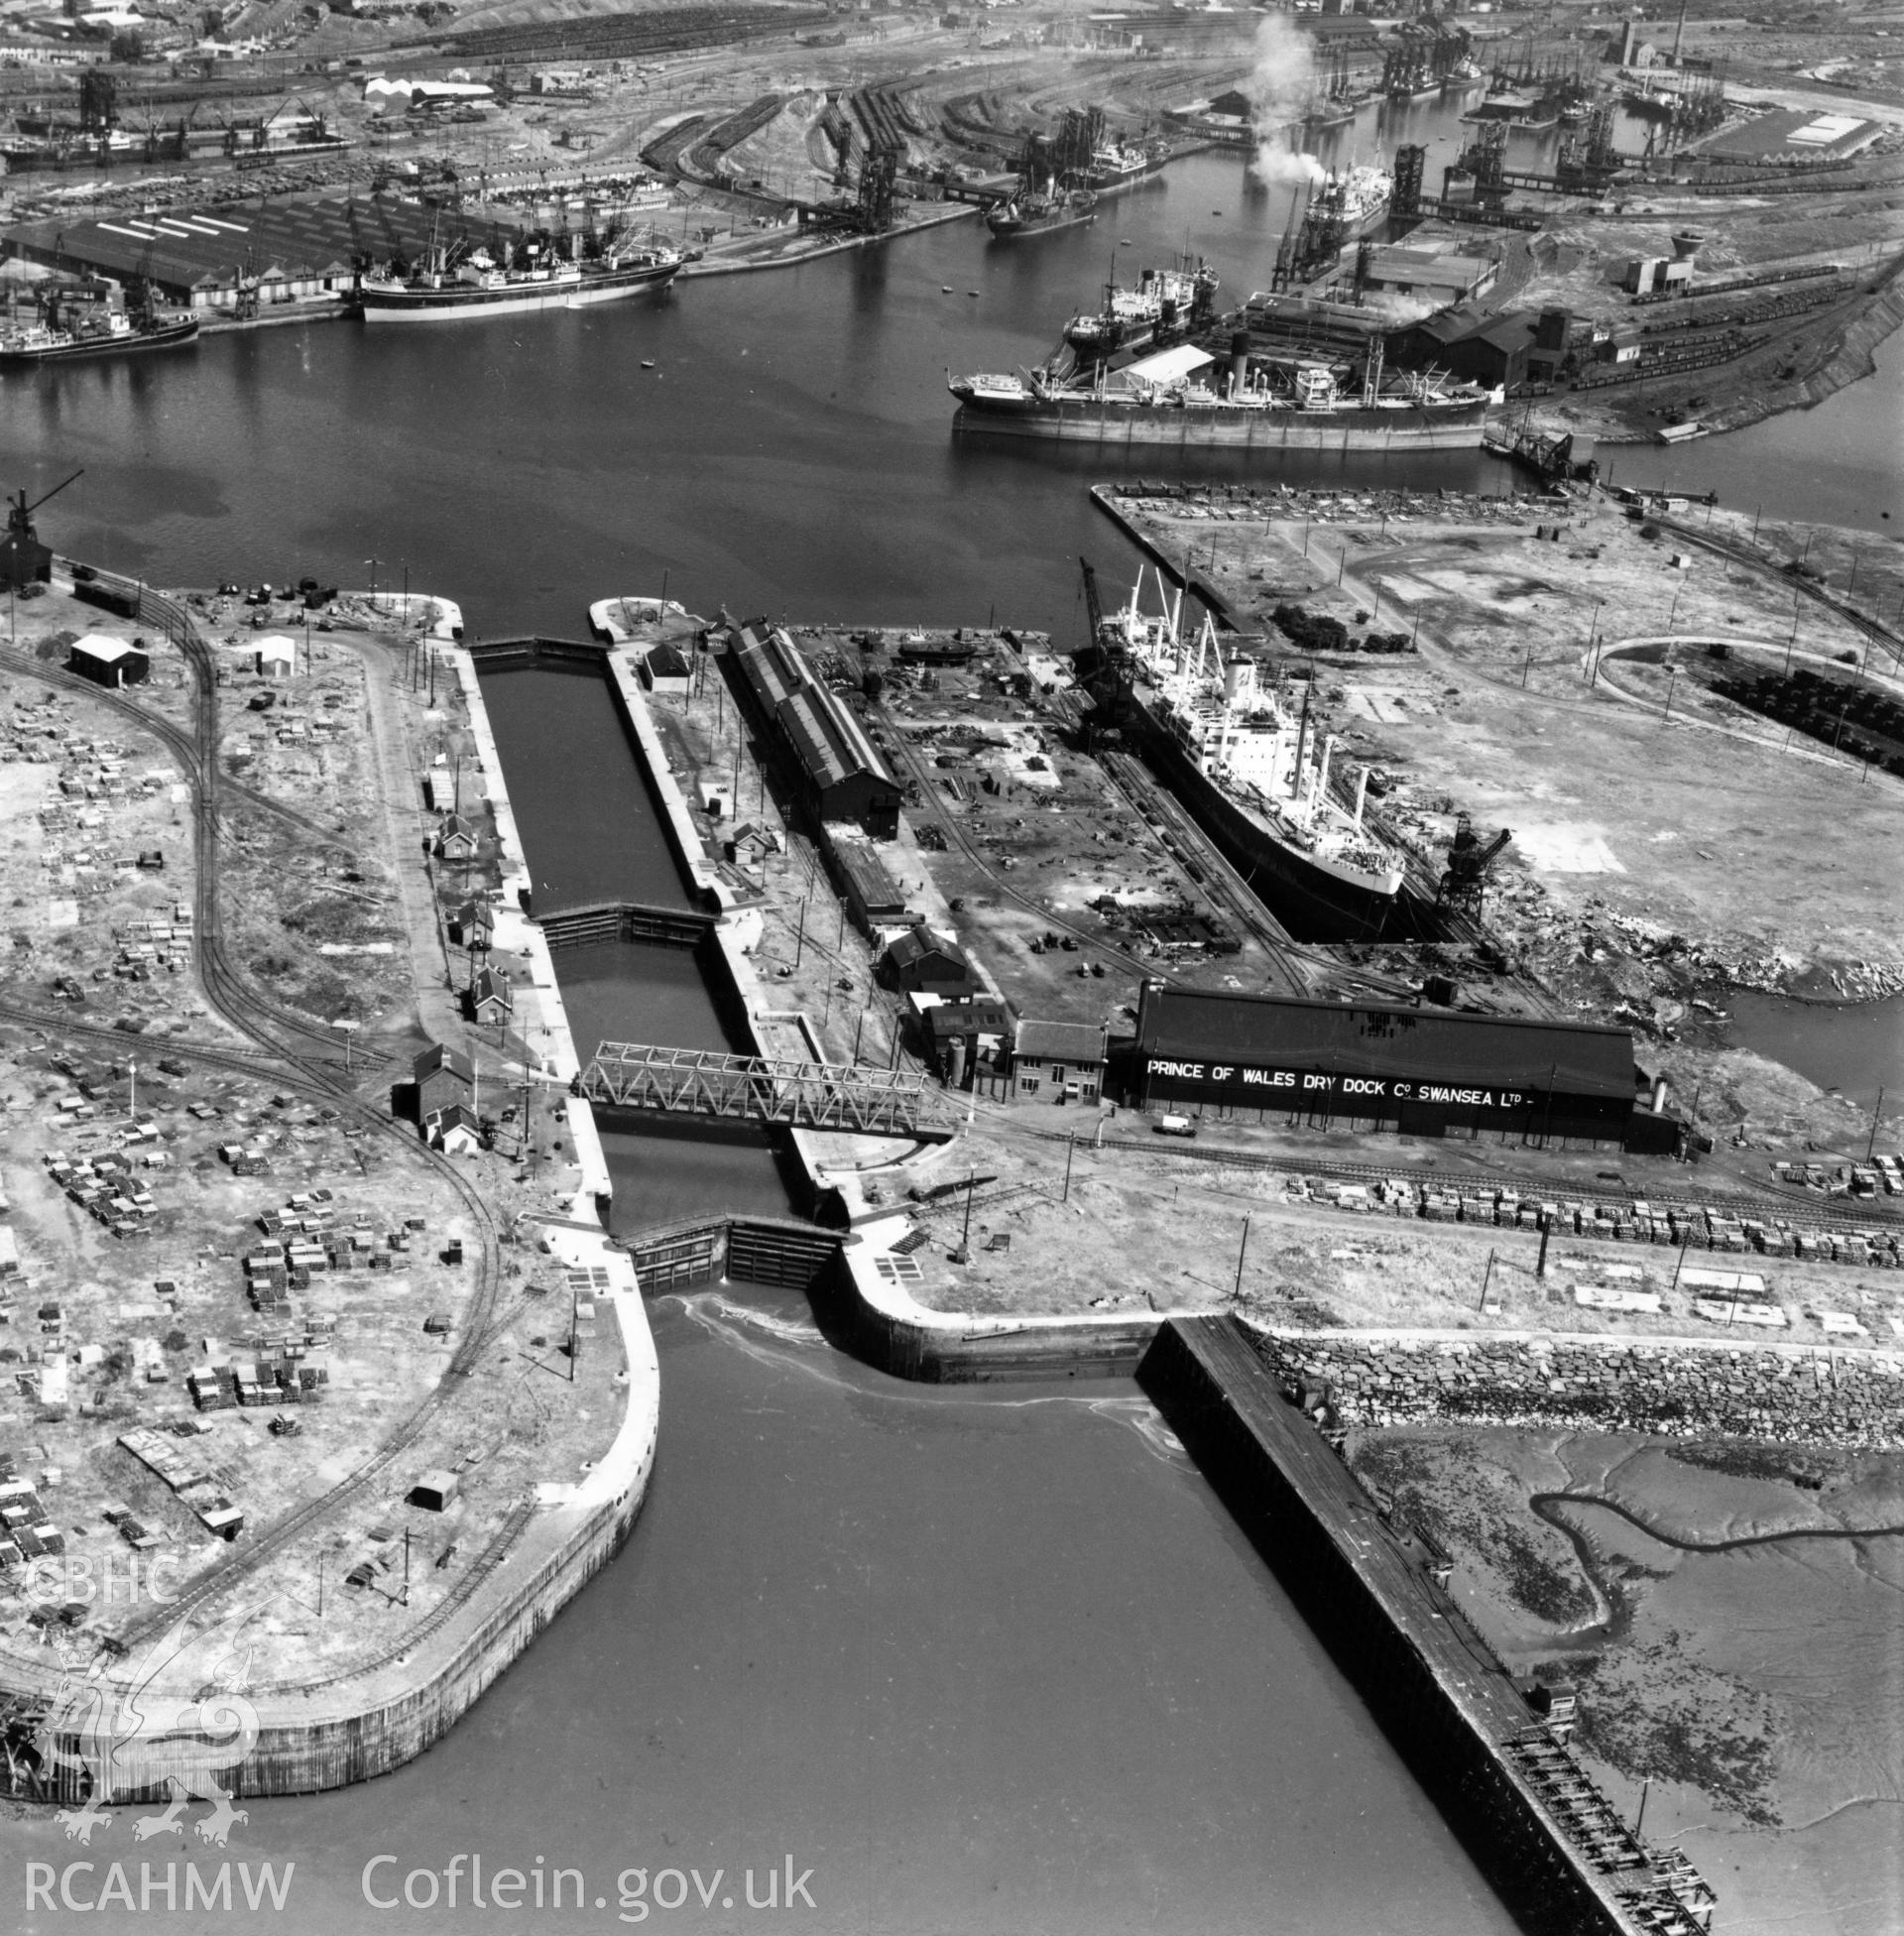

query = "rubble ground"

[
  {"left": 891, "top": 1104, "right": 1904, "bottom": 1351},
  {"left": 0, "top": 598, "right": 622, "bottom": 1683}
]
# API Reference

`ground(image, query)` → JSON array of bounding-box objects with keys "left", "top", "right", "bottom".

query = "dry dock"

[{"left": 1136, "top": 1315, "right": 1718, "bottom": 1936}]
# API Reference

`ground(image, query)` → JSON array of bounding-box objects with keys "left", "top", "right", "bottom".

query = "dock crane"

[
  {"left": 1436, "top": 811, "right": 1511, "bottom": 920},
  {"left": 1074, "top": 555, "right": 1135, "bottom": 744},
  {"left": 3, "top": 469, "right": 82, "bottom": 591}
]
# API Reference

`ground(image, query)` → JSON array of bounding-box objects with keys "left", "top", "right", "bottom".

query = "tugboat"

[{"left": 0, "top": 283, "right": 198, "bottom": 367}]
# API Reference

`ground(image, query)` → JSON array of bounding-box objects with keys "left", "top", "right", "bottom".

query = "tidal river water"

[{"left": 6, "top": 120, "right": 1900, "bottom": 1931}]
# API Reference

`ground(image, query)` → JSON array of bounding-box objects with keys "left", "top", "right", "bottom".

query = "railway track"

[
  {"left": 874, "top": 715, "right": 1186, "bottom": 986},
  {"left": 0, "top": 639, "right": 395, "bottom": 1072},
  {"left": 7, "top": 586, "right": 516, "bottom": 1651},
  {"left": 1008, "top": 1118, "right": 1903, "bottom": 1242}
]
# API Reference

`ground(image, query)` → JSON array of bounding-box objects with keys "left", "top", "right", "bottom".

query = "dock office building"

[
  {"left": 727, "top": 622, "right": 902, "bottom": 839},
  {"left": 1128, "top": 985, "right": 1641, "bottom": 1147}
]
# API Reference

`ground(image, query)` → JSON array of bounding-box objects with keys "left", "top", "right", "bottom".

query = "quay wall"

[
  {"left": 601, "top": 648, "right": 731, "bottom": 910},
  {"left": 1136, "top": 1318, "right": 1682, "bottom": 1936},
  {"left": 226, "top": 1273, "right": 656, "bottom": 1795},
  {"left": 1251, "top": 1324, "right": 1904, "bottom": 1447},
  {"left": 108, "top": 641, "right": 664, "bottom": 1798}
]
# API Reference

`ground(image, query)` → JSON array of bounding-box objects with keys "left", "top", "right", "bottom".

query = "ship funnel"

[
  {"left": 1223, "top": 657, "right": 1247, "bottom": 702},
  {"left": 1229, "top": 328, "right": 1250, "bottom": 398}
]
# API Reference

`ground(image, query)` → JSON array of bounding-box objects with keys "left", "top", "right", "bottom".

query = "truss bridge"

[{"left": 579, "top": 1042, "right": 960, "bottom": 1139}]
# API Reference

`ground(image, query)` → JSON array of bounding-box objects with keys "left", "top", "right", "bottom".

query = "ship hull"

[
  {"left": 1126, "top": 695, "right": 1401, "bottom": 939},
  {"left": 987, "top": 202, "right": 1098, "bottom": 240},
  {"left": 1086, "top": 152, "right": 1171, "bottom": 195},
  {"left": 0, "top": 317, "right": 199, "bottom": 365},
  {"left": 359, "top": 259, "right": 680, "bottom": 322},
  {"left": 954, "top": 396, "right": 1488, "bottom": 450}
]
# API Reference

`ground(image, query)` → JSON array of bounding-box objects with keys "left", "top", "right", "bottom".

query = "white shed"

[{"left": 255, "top": 635, "right": 298, "bottom": 679}]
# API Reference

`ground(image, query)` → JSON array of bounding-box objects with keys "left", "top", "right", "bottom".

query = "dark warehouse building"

[
  {"left": 1126, "top": 984, "right": 1643, "bottom": 1147},
  {"left": 726, "top": 621, "right": 902, "bottom": 838}
]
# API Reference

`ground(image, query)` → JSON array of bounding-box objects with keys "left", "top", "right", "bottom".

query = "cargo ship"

[
  {"left": 1063, "top": 259, "right": 1218, "bottom": 357},
  {"left": 950, "top": 334, "right": 1489, "bottom": 451},
  {"left": 987, "top": 182, "right": 1098, "bottom": 240},
  {"left": 1085, "top": 134, "right": 1172, "bottom": 193},
  {"left": 0, "top": 304, "right": 199, "bottom": 367},
  {"left": 358, "top": 228, "right": 691, "bottom": 322},
  {"left": 1307, "top": 162, "right": 1391, "bottom": 239},
  {"left": 1085, "top": 568, "right": 1404, "bottom": 936}
]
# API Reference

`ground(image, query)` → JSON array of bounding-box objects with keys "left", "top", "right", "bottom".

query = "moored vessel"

[
  {"left": 1085, "top": 134, "right": 1172, "bottom": 193},
  {"left": 987, "top": 183, "right": 1099, "bottom": 240},
  {"left": 359, "top": 226, "right": 691, "bottom": 322},
  {"left": 950, "top": 333, "right": 1488, "bottom": 453},
  {"left": 1063, "top": 259, "right": 1218, "bottom": 358},
  {"left": 987, "top": 126, "right": 1100, "bottom": 239},
  {"left": 1306, "top": 162, "right": 1391, "bottom": 240},
  {"left": 0, "top": 297, "right": 198, "bottom": 367}
]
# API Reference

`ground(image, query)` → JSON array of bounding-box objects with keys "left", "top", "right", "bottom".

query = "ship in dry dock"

[{"left": 1080, "top": 567, "right": 1405, "bottom": 937}]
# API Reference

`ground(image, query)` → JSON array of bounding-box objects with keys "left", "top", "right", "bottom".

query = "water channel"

[{"left": 5, "top": 113, "right": 1901, "bottom": 1928}]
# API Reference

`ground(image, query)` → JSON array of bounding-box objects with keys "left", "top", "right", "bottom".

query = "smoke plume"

[{"left": 1244, "top": 16, "right": 1327, "bottom": 187}]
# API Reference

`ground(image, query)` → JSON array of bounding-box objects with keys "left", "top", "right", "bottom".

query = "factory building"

[
  {"left": 1125, "top": 985, "right": 1640, "bottom": 1146},
  {"left": 725, "top": 620, "right": 902, "bottom": 839}
]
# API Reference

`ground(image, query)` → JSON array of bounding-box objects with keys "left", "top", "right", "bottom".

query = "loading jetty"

[{"left": 1136, "top": 1315, "right": 1717, "bottom": 1936}]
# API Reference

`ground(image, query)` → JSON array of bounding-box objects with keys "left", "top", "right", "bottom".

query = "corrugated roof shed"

[
  {"left": 835, "top": 841, "right": 907, "bottom": 914},
  {"left": 6, "top": 196, "right": 486, "bottom": 301},
  {"left": 1136, "top": 989, "right": 1633, "bottom": 1098},
  {"left": 1014, "top": 1019, "right": 1108, "bottom": 1062},
  {"left": 929, "top": 999, "right": 1012, "bottom": 1040},
  {"left": 886, "top": 927, "right": 969, "bottom": 976},
  {"left": 730, "top": 622, "right": 814, "bottom": 713},
  {"left": 775, "top": 686, "right": 895, "bottom": 793}
]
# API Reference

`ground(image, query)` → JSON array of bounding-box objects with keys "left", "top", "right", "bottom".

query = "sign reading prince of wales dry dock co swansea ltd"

[{"left": 1128, "top": 985, "right": 1641, "bottom": 1144}]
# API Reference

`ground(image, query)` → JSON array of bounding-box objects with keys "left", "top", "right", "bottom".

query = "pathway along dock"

[{"left": 1135, "top": 1317, "right": 1717, "bottom": 1936}]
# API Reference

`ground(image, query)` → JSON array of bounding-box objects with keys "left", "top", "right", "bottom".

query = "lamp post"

[{"left": 333, "top": 1018, "right": 359, "bottom": 1073}]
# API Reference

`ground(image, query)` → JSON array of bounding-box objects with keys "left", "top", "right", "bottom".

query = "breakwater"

[
  {"left": 1136, "top": 1316, "right": 1718, "bottom": 1936},
  {"left": 1250, "top": 1325, "right": 1904, "bottom": 1447}
]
